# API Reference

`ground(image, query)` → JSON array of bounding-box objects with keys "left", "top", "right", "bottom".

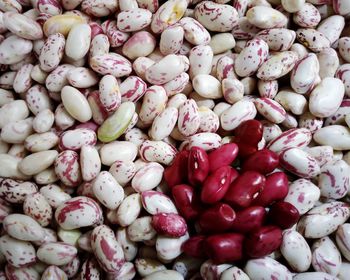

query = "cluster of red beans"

[{"left": 164, "top": 120, "right": 300, "bottom": 264}]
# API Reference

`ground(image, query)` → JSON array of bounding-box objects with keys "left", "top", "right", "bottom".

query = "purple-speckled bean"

[
  {"left": 139, "top": 86, "right": 167, "bottom": 125},
  {"left": 267, "top": 128, "right": 312, "bottom": 154},
  {"left": 79, "top": 145, "right": 101, "bottom": 182},
  {"left": 293, "top": 3, "right": 321, "bottom": 28},
  {"left": 39, "top": 33, "right": 65, "bottom": 72},
  {"left": 90, "top": 53, "right": 132, "bottom": 78},
  {"left": 116, "top": 193, "right": 141, "bottom": 227},
  {"left": 257, "top": 51, "right": 299, "bottom": 81},
  {"left": 142, "top": 190, "right": 178, "bottom": 215},
  {"left": 117, "top": 8, "right": 152, "bottom": 32},
  {"left": 3, "top": 214, "right": 44, "bottom": 242},
  {"left": 122, "top": 31, "right": 156, "bottom": 60},
  {"left": 91, "top": 225, "right": 125, "bottom": 272},
  {"left": 160, "top": 24, "right": 184, "bottom": 55},
  {"left": 296, "top": 28, "right": 331, "bottom": 52},
  {"left": 318, "top": 160, "right": 350, "bottom": 199},
  {"left": 336, "top": 64, "right": 350, "bottom": 97},
  {"left": 54, "top": 196, "right": 103, "bottom": 230},
  {"left": 139, "top": 140, "right": 177, "bottom": 165},
  {"left": 92, "top": 171, "right": 124, "bottom": 210},
  {"left": 256, "top": 28, "right": 296, "bottom": 52},
  {"left": 254, "top": 97, "right": 286, "bottom": 124},
  {"left": 127, "top": 216, "right": 156, "bottom": 242},
  {"left": 244, "top": 257, "right": 292, "bottom": 280},
  {"left": 221, "top": 99, "right": 257, "bottom": 130},
  {"left": 0, "top": 235, "right": 36, "bottom": 268},
  {"left": 150, "top": 0, "right": 188, "bottom": 34},
  {"left": 0, "top": 179, "right": 37, "bottom": 203},
  {"left": 280, "top": 147, "right": 321, "bottom": 178},
  {"left": 312, "top": 236, "right": 341, "bottom": 276},
  {"left": 194, "top": 1, "right": 239, "bottom": 32},
  {"left": 188, "top": 132, "right": 222, "bottom": 151},
  {"left": 309, "top": 77, "right": 345, "bottom": 118},
  {"left": 54, "top": 150, "right": 81, "bottom": 187},
  {"left": 281, "top": 230, "right": 312, "bottom": 272},
  {"left": 23, "top": 192, "right": 53, "bottom": 226},
  {"left": 234, "top": 38, "right": 269, "bottom": 78},
  {"left": 297, "top": 201, "right": 350, "bottom": 239}
]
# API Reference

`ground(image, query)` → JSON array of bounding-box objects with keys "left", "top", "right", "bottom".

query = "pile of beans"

[{"left": 0, "top": 0, "right": 350, "bottom": 279}]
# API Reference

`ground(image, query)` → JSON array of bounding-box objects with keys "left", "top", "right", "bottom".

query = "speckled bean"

[
  {"left": 297, "top": 201, "right": 350, "bottom": 238},
  {"left": 318, "top": 160, "right": 350, "bottom": 199},
  {"left": 221, "top": 99, "right": 257, "bottom": 130},
  {"left": 55, "top": 196, "right": 103, "bottom": 230},
  {"left": 244, "top": 257, "right": 292, "bottom": 280},
  {"left": 92, "top": 171, "right": 124, "bottom": 210},
  {"left": 0, "top": 235, "right": 36, "bottom": 268},
  {"left": 281, "top": 230, "right": 312, "bottom": 272},
  {"left": 194, "top": 1, "right": 239, "bottom": 32}
]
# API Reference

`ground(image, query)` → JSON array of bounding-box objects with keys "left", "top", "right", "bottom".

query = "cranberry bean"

[
  {"left": 207, "top": 143, "right": 238, "bottom": 172},
  {"left": 187, "top": 146, "right": 209, "bottom": 186},
  {"left": 242, "top": 149, "right": 279, "bottom": 174},
  {"left": 198, "top": 203, "right": 236, "bottom": 233},
  {"left": 163, "top": 150, "right": 189, "bottom": 188},
  {"left": 151, "top": 213, "right": 187, "bottom": 238},
  {"left": 171, "top": 184, "right": 202, "bottom": 221},
  {"left": 244, "top": 226, "right": 283, "bottom": 258},
  {"left": 201, "top": 166, "right": 235, "bottom": 204},
  {"left": 268, "top": 201, "right": 300, "bottom": 229},
  {"left": 253, "top": 172, "right": 289, "bottom": 206},
  {"left": 205, "top": 233, "right": 244, "bottom": 264},
  {"left": 231, "top": 206, "right": 266, "bottom": 233},
  {"left": 224, "top": 171, "right": 266, "bottom": 209}
]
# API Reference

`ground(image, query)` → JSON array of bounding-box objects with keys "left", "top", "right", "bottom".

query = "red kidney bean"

[
  {"left": 207, "top": 143, "right": 238, "bottom": 172},
  {"left": 234, "top": 120, "right": 263, "bottom": 158},
  {"left": 229, "top": 168, "right": 239, "bottom": 183},
  {"left": 231, "top": 206, "right": 266, "bottom": 233},
  {"left": 151, "top": 213, "right": 188, "bottom": 237},
  {"left": 244, "top": 225, "right": 283, "bottom": 258},
  {"left": 164, "top": 150, "right": 189, "bottom": 188},
  {"left": 252, "top": 172, "right": 288, "bottom": 207},
  {"left": 198, "top": 203, "right": 236, "bottom": 233},
  {"left": 182, "top": 235, "right": 207, "bottom": 259},
  {"left": 267, "top": 201, "right": 300, "bottom": 229},
  {"left": 242, "top": 149, "right": 279, "bottom": 174},
  {"left": 171, "top": 184, "right": 202, "bottom": 221},
  {"left": 201, "top": 166, "right": 233, "bottom": 204},
  {"left": 224, "top": 171, "right": 266, "bottom": 209},
  {"left": 187, "top": 146, "right": 209, "bottom": 186},
  {"left": 205, "top": 233, "right": 244, "bottom": 264}
]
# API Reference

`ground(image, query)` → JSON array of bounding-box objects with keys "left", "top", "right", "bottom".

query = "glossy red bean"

[
  {"left": 205, "top": 233, "right": 244, "bottom": 263},
  {"left": 182, "top": 235, "right": 207, "bottom": 258},
  {"left": 188, "top": 146, "right": 209, "bottom": 186},
  {"left": 171, "top": 184, "right": 202, "bottom": 221},
  {"left": 242, "top": 149, "right": 279, "bottom": 174},
  {"left": 244, "top": 225, "right": 282, "bottom": 258},
  {"left": 267, "top": 201, "right": 300, "bottom": 229},
  {"left": 231, "top": 206, "right": 266, "bottom": 233},
  {"left": 234, "top": 120, "right": 263, "bottom": 158},
  {"left": 252, "top": 172, "right": 288, "bottom": 207},
  {"left": 164, "top": 150, "right": 189, "bottom": 188},
  {"left": 230, "top": 168, "right": 239, "bottom": 183},
  {"left": 198, "top": 203, "right": 236, "bottom": 233},
  {"left": 151, "top": 213, "right": 188, "bottom": 237},
  {"left": 201, "top": 166, "right": 233, "bottom": 204},
  {"left": 207, "top": 143, "right": 238, "bottom": 172},
  {"left": 224, "top": 171, "right": 265, "bottom": 209}
]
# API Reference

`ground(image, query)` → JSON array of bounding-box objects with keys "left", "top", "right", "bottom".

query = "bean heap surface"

[{"left": 0, "top": 0, "right": 350, "bottom": 279}]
